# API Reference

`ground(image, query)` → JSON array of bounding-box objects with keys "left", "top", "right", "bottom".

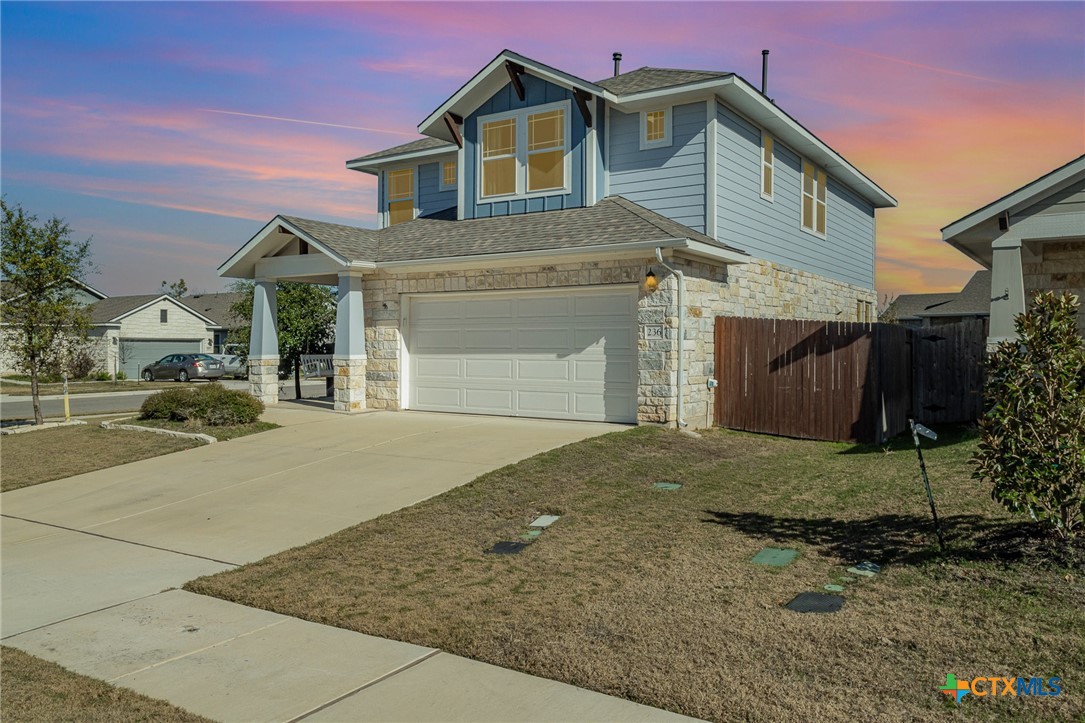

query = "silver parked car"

[
  {"left": 141, "top": 353, "right": 225, "bottom": 382},
  {"left": 206, "top": 354, "right": 247, "bottom": 378}
]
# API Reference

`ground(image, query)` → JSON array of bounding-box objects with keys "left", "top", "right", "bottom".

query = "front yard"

[
  {"left": 0, "top": 378, "right": 179, "bottom": 396},
  {"left": 188, "top": 425, "right": 1083, "bottom": 722}
]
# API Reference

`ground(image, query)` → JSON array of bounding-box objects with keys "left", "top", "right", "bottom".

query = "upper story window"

[
  {"left": 440, "top": 159, "right": 457, "bottom": 191},
  {"left": 160, "top": 309, "right": 168, "bottom": 323},
  {"left": 387, "top": 168, "right": 414, "bottom": 226},
  {"left": 479, "top": 100, "right": 570, "bottom": 200},
  {"left": 801, "top": 159, "right": 827, "bottom": 237},
  {"left": 761, "top": 133, "right": 774, "bottom": 200},
  {"left": 639, "top": 107, "right": 671, "bottom": 150}
]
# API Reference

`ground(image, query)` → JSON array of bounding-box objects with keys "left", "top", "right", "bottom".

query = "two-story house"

[{"left": 219, "top": 50, "right": 896, "bottom": 426}]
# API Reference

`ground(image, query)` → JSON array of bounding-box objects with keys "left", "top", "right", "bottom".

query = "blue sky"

[{"left": 2, "top": 1, "right": 1082, "bottom": 297}]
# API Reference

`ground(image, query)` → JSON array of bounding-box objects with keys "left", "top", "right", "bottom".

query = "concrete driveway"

[{"left": 2, "top": 409, "right": 691, "bottom": 722}]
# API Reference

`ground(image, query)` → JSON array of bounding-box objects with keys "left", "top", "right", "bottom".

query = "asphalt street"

[{"left": 0, "top": 379, "right": 330, "bottom": 421}]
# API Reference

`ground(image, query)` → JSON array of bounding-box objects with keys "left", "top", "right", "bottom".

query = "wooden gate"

[{"left": 910, "top": 320, "right": 987, "bottom": 424}]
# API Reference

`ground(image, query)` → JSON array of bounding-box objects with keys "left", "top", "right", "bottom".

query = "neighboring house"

[
  {"left": 88, "top": 295, "right": 220, "bottom": 378},
  {"left": 219, "top": 49, "right": 896, "bottom": 426},
  {"left": 884, "top": 271, "right": 991, "bottom": 327},
  {"left": 0, "top": 277, "right": 109, "bottom": 375},
  {"left": 943, "top": 154, "right": 1085, "bottom": 346},
  {"left": 180, "top": 292, "right": 247, "bottom": 352}
]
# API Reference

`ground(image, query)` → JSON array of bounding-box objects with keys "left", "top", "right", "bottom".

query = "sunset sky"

[{"left": 2, "top": 1, "right": 1082, "bottom": 299}]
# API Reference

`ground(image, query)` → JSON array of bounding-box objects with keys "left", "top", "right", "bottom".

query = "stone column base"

[
  {"left": 248, "top": 357, "right": 280, "bottom": 406},
  {"left": 333, "top": 357, "right": 367, "bottom": 413}
]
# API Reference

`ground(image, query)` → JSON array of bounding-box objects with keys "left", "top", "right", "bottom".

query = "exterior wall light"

[{"left": 644, "top": 269, "right": 658, "bottom": 293}]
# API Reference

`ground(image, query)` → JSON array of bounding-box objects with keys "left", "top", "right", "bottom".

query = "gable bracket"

[
  {"left": 504, "top": 60, "right": 526, "bottom": 101},
  {"left": 573, "top": 89, "right": 593, "bottom": 128},
  {"left": 443, "top": 111, "right": 464, "bottom": 149}
]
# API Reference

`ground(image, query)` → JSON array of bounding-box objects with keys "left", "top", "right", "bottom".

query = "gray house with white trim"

[{"left": 219, "top": 50, "right": 896, "bottom": 427}]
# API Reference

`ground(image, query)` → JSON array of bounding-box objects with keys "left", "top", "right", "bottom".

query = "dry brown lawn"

[
  {"left": 127, "top": 418, "right": 279, "bottom": 441},
  {"left": 187, "top": 426, "right": 1084, "bottom": 722},
  {"left": 0, "top": 646, "right": 212, "bottom": 723},
  {"left": 1, "top": 424, "right": 199, "bottom": 492}
]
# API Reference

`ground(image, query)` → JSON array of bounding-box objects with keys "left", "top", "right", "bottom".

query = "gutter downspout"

[{"left": 655, "top": 247, "right": 687, "bottom": 428}]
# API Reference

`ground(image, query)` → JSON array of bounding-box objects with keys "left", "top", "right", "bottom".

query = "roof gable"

[{"left": 90, "top": 294, "right": 219, "bottom": 326}]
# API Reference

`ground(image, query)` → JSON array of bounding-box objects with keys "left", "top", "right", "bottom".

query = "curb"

[
  {"left": 0, "top": 419, "right": 87, "bottom": 436},
  {"left": 100, "top": 417, "right": 217, "bottom": 444}
]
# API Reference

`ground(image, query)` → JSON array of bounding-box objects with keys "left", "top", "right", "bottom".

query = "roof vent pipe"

[
  {"left": 761, "top": 49, "right": 770, "bottom": 98},
  {"left": 613, "top": 52, "right": 622, "bottom": 77}
]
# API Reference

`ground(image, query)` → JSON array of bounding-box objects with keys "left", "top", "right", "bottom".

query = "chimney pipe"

[
  {"left": 613, "top": 52, "right": 622, "bottom": 77},
  {"left": 761, "top": 49, "right": 770, "bottom": 97}
]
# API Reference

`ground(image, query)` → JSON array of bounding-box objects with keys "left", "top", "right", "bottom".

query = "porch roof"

[{"left": 220, "top": 196, "right": 748, "bottom": 279}]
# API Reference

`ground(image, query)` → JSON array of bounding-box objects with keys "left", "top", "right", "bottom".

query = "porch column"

[
  {"left": 989, "top": 237, "right": 1026, "bottom": 347},
  {"left": 249, "top": 279, "right": 280, "bottom": 405},
  {"left": 333, "top": 271, "right": 367, "bottom": 412}
]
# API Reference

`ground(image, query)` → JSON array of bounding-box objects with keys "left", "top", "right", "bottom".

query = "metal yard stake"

[{"left": 910, "top": 419, "right": 945, "bottom": 552}]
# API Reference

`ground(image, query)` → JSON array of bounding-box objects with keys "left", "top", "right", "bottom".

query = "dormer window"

[
  {"left": 441, "top": 160, "right": 457, "bottom": 191},
  {"left": 387, "top": 168, "right": 414, "bottom": 226},
  {"left": 640, "top": 108, "right": 671, "bottom": 150},
  {"left": 478, "top": 100, "right": 570, "bottom": 200}
]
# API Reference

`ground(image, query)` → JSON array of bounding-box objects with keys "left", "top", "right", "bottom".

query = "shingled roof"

[
  {"left": 883, "top": 293, "right": 958, "bottom": 322},
  {"left": 282, "top": 196, "right": 744, "bottom": 265},
  {"left": 595, "top": 67, "right": 733, "bottom": 95},
  {"left": 347, "top": 137, "right": 455, "bottom": 165},
  {"left": 918, "top": 271, "right": 991, "bottom": 318},
  {"left": 88, "top": 295, "right": 166, "bottom": 324},
  {"left": 181, "top": 292, "right": 246, "bottom": 328}
]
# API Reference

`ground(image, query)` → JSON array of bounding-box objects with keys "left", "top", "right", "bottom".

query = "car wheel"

[
  {"left": 179, "top": 369, "right": 189, "bottom": 383},
  {"left": 142, "top": 370, "right": 153, "bottom": 382}
]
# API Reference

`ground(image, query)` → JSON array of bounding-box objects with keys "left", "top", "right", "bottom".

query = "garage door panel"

[
  {"left": 517, "top": 359, "right": 571, "bottom": 381},
  {"left": 518, "top": 296, "right": 571, "bottom": 317},
  {"left": 574, "top": 294, "right": 633, "bottom": 317},
  {"left": 120, "top": 339, "right": 202, "bottom": 379},
  {"left": 516, "top": 390, "right": 571, "bottom": 415},
  {"left": 465, "top": 388, "right": 514, "bottom": 413},
  {"left": 409, "top": 289, "right": 637, "bottom": 423},
  {"left": 519, "top": 328, "right": 571, "bottom": 351},
  {"left": 415, "top": 357, "right": 461, "bottom": 379},
  {"left": 464, "top": 328, "right": 514, "bottom": 351},
  {"left": 465, "top": 359, "right": 514, "bottom": 380},
  {"left": 414, "top": 386, "right": 462, "bottom": 409}
]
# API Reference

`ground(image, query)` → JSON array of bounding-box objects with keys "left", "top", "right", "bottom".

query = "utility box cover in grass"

[
  {"left": 529, "top": 515, "right": 560, "bottom": 528},
  {"left": 751, "top": 548, "right": 798, "bottom": 567}
]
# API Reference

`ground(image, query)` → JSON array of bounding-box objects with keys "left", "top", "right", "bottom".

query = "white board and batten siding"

[{"left": 407, "top": 288, "right": 638, "bottom": 423}]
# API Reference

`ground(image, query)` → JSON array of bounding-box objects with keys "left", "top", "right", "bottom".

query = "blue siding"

[
  {"left": 715, "top": 101, "right": 875, "bottom": 289},
  {"left": 417, "top": 160, "right": 456, "bottom": 217},
  {"left": 608, "top": 102, "right": 706, "bottom": 233},
  {"left": 464, "top": 75, "right": 586, "bottom": 219}
]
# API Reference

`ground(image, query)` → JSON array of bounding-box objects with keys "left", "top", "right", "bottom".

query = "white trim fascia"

[
  {"left": 456, "top": 143, "right": 465, "bottom": 219},
  {"left": 615, "top": 75, "right": 896, "bottom": 208},
  {"left": 107, "top": 295, "right": 219, "bottom": 326},
  {"left": 255, "top": 254, "right": 345, "bottom": 280},
  {"left": 681, "top": 239, "right": 749, "bottom": 265},
  {"left": 941, "top": 156, "right": 1085, "bottom": 241},
  {"left": 70, "top": 277, "right": 109, "bottom": 300},
  {"left": 604, "top": 103, "right": 611, "bottom": 198},
  {"left": 475, "top": 99, "right": 573, "bottom": 205},
  {"left": 705, "top": 99, "right": 718, "bottom": 238},
  {"left": 638, "top": 106, "right": 673, "bottom": 151},
  {"left": 218, "top": 216, "right": 352, "bottom": 279},
  {"left": 418, "top": 50, "right": 616, "bottom": 139},
  {"left": 346, "top": 145, "right": 456, "bottom": 174},
  {"left": 585, "top": 122, "right": 597, "bottom": 205}
]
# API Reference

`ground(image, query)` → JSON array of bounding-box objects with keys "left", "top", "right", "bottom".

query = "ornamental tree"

[{"left": 973, "top": 291, "right": 1085, "bottom": 539}]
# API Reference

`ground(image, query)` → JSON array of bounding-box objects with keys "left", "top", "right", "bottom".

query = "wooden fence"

[{"left": 713, "top": 317, "right": 986, "bottom": 443}]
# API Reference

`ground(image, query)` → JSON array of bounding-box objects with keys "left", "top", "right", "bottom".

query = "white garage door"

[{"left": 408, "top": 288, "right": 638, "bottom": 423}]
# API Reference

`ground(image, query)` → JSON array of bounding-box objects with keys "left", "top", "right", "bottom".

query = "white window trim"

[
  {"left": 800, "top": 157, "right": 827, "bottom": 240},
  {"left": 386, "top": 164, "right": 418, "bottom": 225},
  {"left": 439, "top": 158, "right": 458, "bottom": 192},
  {"left": 760, "top": 131, "right": 774, "bottom": 202},
  {"left": 639, "top": 107, "right": 672, "bottom": 150},
  {"left": 476, "top": 99, "right": 572, "bottom": 204}
]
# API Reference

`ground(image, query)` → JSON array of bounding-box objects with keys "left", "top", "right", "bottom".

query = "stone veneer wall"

[
  {"left": 1024, "top": 239, "right": 1085, "bottom": 334},
  {"left": 357, "top": 255, "right": 875, "bottom": 427}
]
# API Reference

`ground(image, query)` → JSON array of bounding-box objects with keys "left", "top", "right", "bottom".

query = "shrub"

[
  {"left": 94, "top": 371, "right": 112, "bottom": 381},
  {"left": 973, "top": 291, "right": 1085, "bottom": 539},
  {"left": 139, "top": 383, "right": 263, "bottom": 426},
  {"left": 67, "top": 347, "right": 97, "bottom": 380},
  {"left": 116, "top": 370, "right": 127, "bottom": 381}
]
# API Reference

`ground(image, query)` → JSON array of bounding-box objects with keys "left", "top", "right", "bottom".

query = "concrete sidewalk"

[{"left": 2, "top": 410, "right": 692, "bottom": 722}]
